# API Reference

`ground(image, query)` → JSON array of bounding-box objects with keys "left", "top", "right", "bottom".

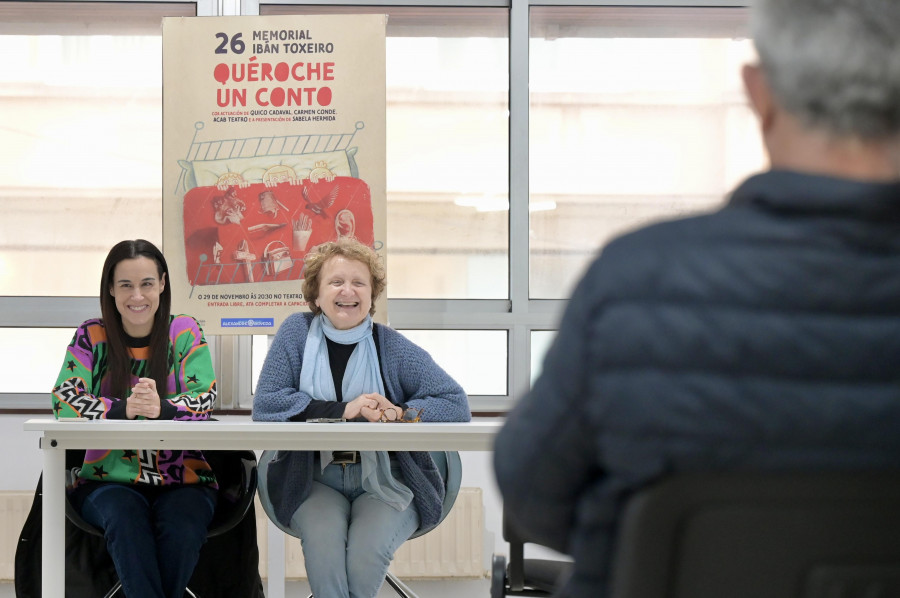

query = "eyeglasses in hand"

[{"left": 378, "top": 407, "right": 424, "bottom": 423}]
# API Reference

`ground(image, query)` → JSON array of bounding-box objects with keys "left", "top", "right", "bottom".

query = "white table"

[{"left": 24, "top": 416, "right": 503, "bottom": 598}]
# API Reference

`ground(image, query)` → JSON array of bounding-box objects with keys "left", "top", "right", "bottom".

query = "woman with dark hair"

[
  {"left": 51, "top": 239, "right": 218, "bottom": 598},
  {"left": 252, "top": 237, "right": 470, "bottom": 598}
]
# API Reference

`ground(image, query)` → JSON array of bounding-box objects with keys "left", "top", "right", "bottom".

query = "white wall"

[{"left": 1, "top": 414, "right": 43, "bottom": 491}]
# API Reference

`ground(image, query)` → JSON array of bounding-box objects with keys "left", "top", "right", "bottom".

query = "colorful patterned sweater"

[{"left": 52, "top": 315, "right": 217, "bottom": 487}]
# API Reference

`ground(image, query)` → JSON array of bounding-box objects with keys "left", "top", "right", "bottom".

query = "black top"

[
  {"left": 124, "top": 331, "right": 151, "bottom": 348},
  {"left": 289, "top": 326, "right": 404, "bottom": 421}
]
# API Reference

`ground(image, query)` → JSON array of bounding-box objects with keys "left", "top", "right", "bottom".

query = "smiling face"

[
  {"left": 109, "top": 256, "right": 166, "bottom": 337},
  {"left": 315, "top": 256, "right": 373, "bottom": 330}
]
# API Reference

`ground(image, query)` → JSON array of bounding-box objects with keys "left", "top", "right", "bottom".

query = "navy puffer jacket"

[{"left": 495, "top": 170, "right": 900, "bottom": 598}]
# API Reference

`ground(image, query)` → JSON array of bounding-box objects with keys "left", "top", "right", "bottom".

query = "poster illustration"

[{"left": 162, "top": 15, "right": 387, "bottom": 335}]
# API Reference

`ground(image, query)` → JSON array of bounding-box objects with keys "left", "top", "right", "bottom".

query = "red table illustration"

[{"left": 183, "top": 176, "right": 374, "bottom": 295}]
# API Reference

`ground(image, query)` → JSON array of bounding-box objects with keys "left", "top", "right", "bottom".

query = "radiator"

[
  {"left": 0, "top": 487, "right": 485, "bottom": 582},
  {"left": 0, "top": 492, "right": 33, "bottom": 581},
  {"left": 257, "top": 487, "right": 485, "bottom": 579}
]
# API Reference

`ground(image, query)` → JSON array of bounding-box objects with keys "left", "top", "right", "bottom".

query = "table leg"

[
  {"left": 41, "top": 441, "right": 65, "bottom": 598},
  {"left": 267, "top": 520, "right": 286, "bottom": 598}
]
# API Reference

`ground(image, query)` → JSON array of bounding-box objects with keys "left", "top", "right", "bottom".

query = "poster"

[{"left": 162, "top": 15, "right": 387, "bottom": 335}]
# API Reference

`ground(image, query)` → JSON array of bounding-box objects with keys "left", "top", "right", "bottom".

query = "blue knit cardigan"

[{"left": 252, "top": 312, "right": 471, "bottom": 530}]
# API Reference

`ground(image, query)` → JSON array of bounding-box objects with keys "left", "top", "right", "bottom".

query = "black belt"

[{"left": 331, "top": 451, "right": 360, "bottom": 465}]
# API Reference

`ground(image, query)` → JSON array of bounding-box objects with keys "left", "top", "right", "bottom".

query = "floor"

[
  {"left": 292, "top": 578, "right": 490, "bottom": 597},
  {"left": 0, "top": 578, "right": 491, "bottom": 597},
  {"left": 280, "top": 578, "right": 490, "bottom": 598}
]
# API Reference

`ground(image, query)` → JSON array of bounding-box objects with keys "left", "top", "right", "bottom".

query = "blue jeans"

[
  {"left": 291, "top": 459, "right": 420, "bottom": 598},
  {"left": 80, "top": 484, "right": 217, "bottom": 598}
]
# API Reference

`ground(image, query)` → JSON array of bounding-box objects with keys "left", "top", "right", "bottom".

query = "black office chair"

[
  {"left": 64, "top": 449, "right": 259, "bottom": 598},
  {"left": 490, "top": 510, "right": 571, "bottom": 598},
  {"left": 257, "top": 449, "right": 462, "bottom": 598},
  {"left": 610, "top": 471, "right": 900, "bottom": 598},
  {"left": 492, "top": 471, "right": 900, "bottom": 598}
]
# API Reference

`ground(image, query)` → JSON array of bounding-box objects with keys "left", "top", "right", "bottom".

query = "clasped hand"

[
  {"left": 126, "top": 377, "right": 162, "bottom": 420},
  {"left": 343, "top": 393, "right": 402, "bottom": 422}
]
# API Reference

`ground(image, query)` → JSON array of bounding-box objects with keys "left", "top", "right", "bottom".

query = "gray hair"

[{"left": 751, "top": 0, "right": 900, "bottom": 140}]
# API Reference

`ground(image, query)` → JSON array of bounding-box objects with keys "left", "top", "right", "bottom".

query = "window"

[
  {"left": 529, "top": 6, "right": 761, "bottom": 298},
  {"left": 2, "top": 0, "right": 757, "bottom": 413},
  {"left": 251, "top": 330, "right": 507, "bottom": 397},
  {"left": 0, "top": 2, "right": 196, "bottom": 408},
  {"left": 0, "top": 2, "right": 194, "bottom": 297},
  {"left": 261, "top": 5, "right": 511, "bottom": 300},
  {"left": 0, "top": 328, "right": 75, "bottom": 393},
  {"left": 530, "top": 329, "right": 555, "bottom": 386}
]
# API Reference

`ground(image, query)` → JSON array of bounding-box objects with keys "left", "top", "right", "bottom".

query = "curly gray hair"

[{"left": 301, "top": 237, "right": 385, "bottom": 317}]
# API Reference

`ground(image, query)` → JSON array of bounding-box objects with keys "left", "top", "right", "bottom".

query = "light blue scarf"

[{"left": 298, "top": 313, "right": 414, "bottom": 511}]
